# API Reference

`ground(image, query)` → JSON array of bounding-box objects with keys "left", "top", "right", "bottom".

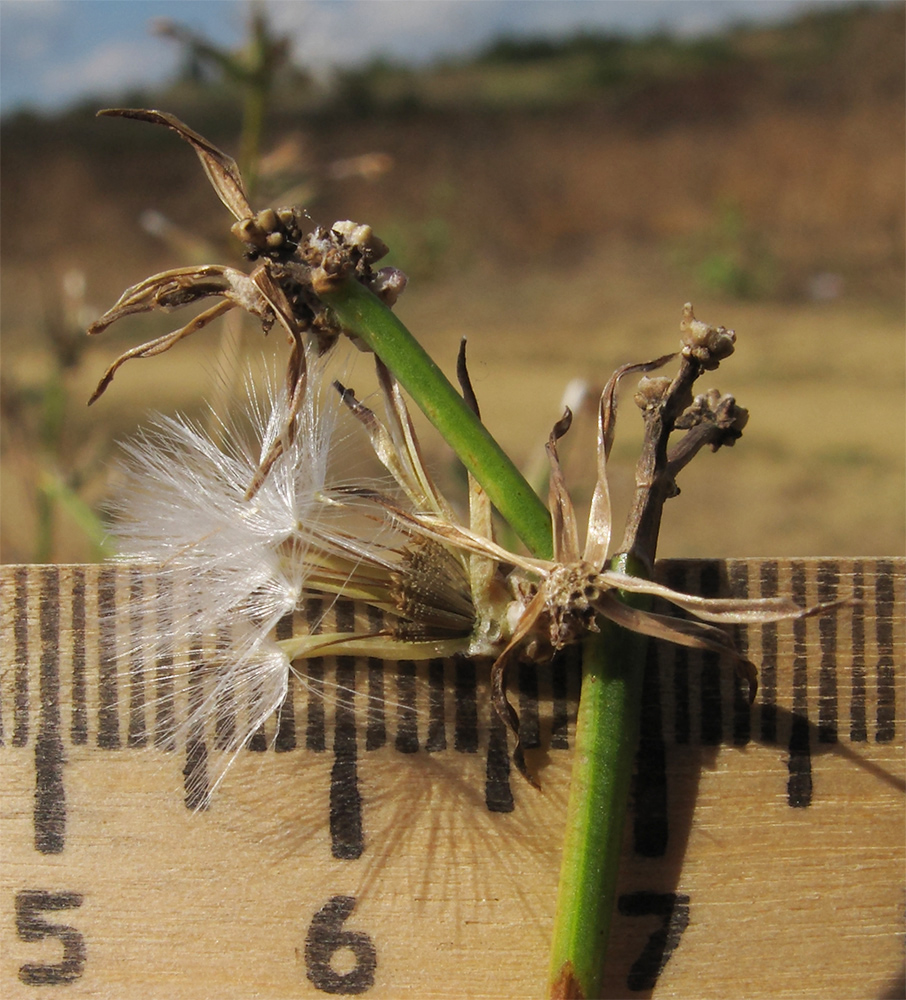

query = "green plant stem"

[
  {"left": 318, "top": 277, "right": 553, "bottom": 559},
  {"left": 319, "top": 275, "right": 648, "bottom": 996},
  {"left": 548, "top": 553, "right": 650, "bottom": 1000}
]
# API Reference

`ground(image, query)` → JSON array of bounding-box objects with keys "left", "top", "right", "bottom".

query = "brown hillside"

[{"left": 1, "top": 3, "right": 903, "bottom": 563}]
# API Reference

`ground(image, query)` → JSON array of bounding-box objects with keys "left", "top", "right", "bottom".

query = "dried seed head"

[
  {"left": 309, "top": 222, "right": 393, "bottom": 296},
  {"left": 680, "top": 302, "right": 736, "bottom": 369},
  {"left": 88, "top": 112, "right": 409, "bottom": 494},
  {"left": 389, "top": 538, "right": 475, "bottom": 641},
  {"left": 544, "top": 563, "right": 601, "bottom": 648}
]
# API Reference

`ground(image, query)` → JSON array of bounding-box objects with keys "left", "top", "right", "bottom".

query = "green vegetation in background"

[
  {"left": 0, "top": 3, "right": 893, "bottom": 126},
  {"left": 674, "top": 199, "right": 778, "bottom": 300},
  {"left": 0, "top": 273, "right": 112, "bottom": 562}
]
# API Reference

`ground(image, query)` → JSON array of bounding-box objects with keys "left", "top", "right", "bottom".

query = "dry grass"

[
  {"left": 1, "top": 5, "right": 903, "bottom": 563},
  {"left": 2, "top": 239, "right": 902, "bottom": 564}
]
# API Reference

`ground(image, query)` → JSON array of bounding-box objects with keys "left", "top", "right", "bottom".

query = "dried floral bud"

[
  {"left": 711, "top": 392, "right": 749, "bottom": 442},
  {"left": 680, "top": 303, "right": 736, "bottom": 370},
  {"left": 257, "top": 208, "right": 278, "bottom": 232},
  {"left": 673, "top": 388, "right": 748, "bottom": 453},
  {"left": 634, "top": 376, "right": 673, "bottom": 413},
  {"left": 89, "top": 110, "right": 411, "bottom": 495},
  {"left": 330, "top": 221, "right": 390, "bottom": 263},
  {"left": 309, "top": 222, "right": 399, "bottom": 304},
  {"left": 231, "top": 217, "right": 263, "bottom": 247},
  {"left": 675, "top": 389, "right": 713, "bottom": 429}
]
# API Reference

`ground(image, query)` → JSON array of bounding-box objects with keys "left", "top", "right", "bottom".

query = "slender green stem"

[
  {"left": 318, "top": 275, "right": 650, "bottom": 997},
  {"left": 548, "top": 553, "right": 650, "bottom": 1000},
  {"left": 318, "top": 276, "right": 553, "bottom": 559}
]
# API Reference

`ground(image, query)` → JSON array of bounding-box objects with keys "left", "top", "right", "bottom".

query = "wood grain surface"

[{"left": 1, "top": 558, "right": 903, "bottom": 999}]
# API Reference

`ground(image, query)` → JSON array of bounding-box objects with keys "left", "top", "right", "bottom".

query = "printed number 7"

[{"left": 618, "top": 891, "right": 690, "bottom": 991}]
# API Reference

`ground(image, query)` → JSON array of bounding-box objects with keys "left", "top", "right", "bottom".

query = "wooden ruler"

[{"left": 1, "top": 558, "right": 903, "bottom": 1000}]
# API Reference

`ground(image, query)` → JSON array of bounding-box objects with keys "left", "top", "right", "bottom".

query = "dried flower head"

[
  {"left": 113, "top": 349, "right": 479, "bottom": 803},
  {"left": 114, "top": 308, "right": 848, "bottom": 793},
  {"left": 88, "top": 108, "right": 406, "bottom": 494},
  {"left": 679, "top": 301, "right": 736, "bottom": 369}
]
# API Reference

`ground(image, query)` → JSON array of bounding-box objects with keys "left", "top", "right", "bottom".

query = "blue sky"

[{"left": 0, "top": 0, "right": 873, "bottom": 115}]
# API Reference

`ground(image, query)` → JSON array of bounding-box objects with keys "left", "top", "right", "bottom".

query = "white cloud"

[
  {"left": 39, "top": 36, "right": 179, "bottom": 103},
  {"left": 265, "top": 0, "right": 867, "bottom": 73},
  {"left": 1, "top": 0, "right": 67, "bottom": 23},
  {"left": 266, "top": 1, "right": 484, "bottom": 71},
  {"left": 1, "top": 0, "right": 65, "bottom": 62},
  {"left": 1, "top": 0, "right": 892, "bottom": 114}
]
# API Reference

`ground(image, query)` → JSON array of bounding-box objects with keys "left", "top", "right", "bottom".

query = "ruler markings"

[
  {"left": 2, "top": 561, "right": 899, "bottom": 765},
  {"left": 729, "top": 560, "right": 752, "bottom": 747},
  {"left": 699, "top": 562, "right": 723, "bottom": 747},
  {"left": 758, "top": 560, "right": 779, "bottom": 745},
  {"left": 304, "top": 596, "right": 326, "bottom": 752},
  {"left": 212, "top": 626, "right": 235, "bottom": 751},
  {"left": 665, "top": 563, "right": 691, "bottom": 747},
  {"left": 672, "top": 646, "right": 690, "bottom": 746},
  {"left": 485, "top": 697, "right": 515, "bottom": 813},
  {"left": 453, "top": 654, "right": 479, "bottom": 753},
  {"left": 183, "top": 639, "right": 209, "bottom": 810},
  {"left": 849, "top": 562, "right": 867, "bottom": 742},
  {"left": 332, "top": 597, "right": 362, "bottom": 858},
  {"left": 2, "top": 559, "right": 901, "bottom": 825},
  {"left": 517, "top": 661, "right": 541, "bottom": 750},
  {"left": 549, "top": 645, "right": 573, "bottom": 750},
  {"left": 365, "top": 606, "right": 387, "bottom": 752},
  {"left": 303, "top": 658, "right": 326, "bottom": 752},
  {"left": 331, "top": 654, "right": 363, "bottom": 861},
  {"left": 13, "top": 565, "right": 29, "bottom": 746},
  {"left": 786, "top": 561, "right": 812, "bottom": 807},
  {"left": 817, "top": 560, "right": 839, "bottom": 744},
  {"left": 275, "top": 612, "right": 297, "bottom": 753},
  {"left": 35, "top": 565, "right": 65, "bottom": 855},
  {"left": 247, "top": 636, "right": 269, "bottom": 756},
  {"left": 152, "top": 570, "right": 176, "bottom": 751},
  {"left": 875, "top": 558, "right": 896, "bottom": 742},
  {"left": 426, "top": 658, "right": 447, "bottom": 752},
  {"left": 1, "top": 559, "right": 902, "bottom": 999},
  {"left": 366, "top": 657, "right": 387, "bottom": 752},
  {"left": 69, "top": 568, "right": 87, "bottom": 745},
  {"left": 96, "top": 566, "right": 120, "bottom": 749},
  {"left": 394, "top": 660, "right": 419, "bottom": 755},
  {"left": 634, "top": 639, "right": 668, "bottom": 858},
  {"left": 127, "top": 566, "right": 146, "bottom": 748}
]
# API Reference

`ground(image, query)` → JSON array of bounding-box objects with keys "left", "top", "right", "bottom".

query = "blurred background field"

[{"left": 1, "top": 0, "right": 903, "bottom": 564}]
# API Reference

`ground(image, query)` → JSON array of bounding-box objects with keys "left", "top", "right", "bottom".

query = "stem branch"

[
  {"left": 548, "top": 554, "right": 650, "bottom": 1000},
  {"left": 318, "top": 276, "right": 553, "bottom": 559}
]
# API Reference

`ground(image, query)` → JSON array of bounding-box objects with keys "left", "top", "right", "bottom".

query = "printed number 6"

[{"left": 305, "top": 895, "right": 376, "bottom": 995}]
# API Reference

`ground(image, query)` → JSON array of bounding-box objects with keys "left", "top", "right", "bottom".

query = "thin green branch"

[
  {"left": 317, "top": 277, "right": 686, "bottom": 1000},
  {"left": 317, "top": 276, "right": 553, "bottom": 559},
  {"left": 549, "top": 554, "right": 650, "bottom": 1000}
]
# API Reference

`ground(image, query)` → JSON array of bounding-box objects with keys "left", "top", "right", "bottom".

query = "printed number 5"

[{"left": 15, "top": 890, "right": 86, "bottom": 986}]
